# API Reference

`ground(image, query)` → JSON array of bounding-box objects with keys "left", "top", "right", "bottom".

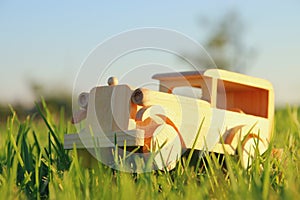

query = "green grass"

[{"left": 0, "top": 102, "right": 300, "bottom": 199}]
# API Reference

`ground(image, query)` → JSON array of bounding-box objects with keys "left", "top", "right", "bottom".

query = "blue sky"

[{"left": 0, "top": 1, "right": 300, "bottom": 106}]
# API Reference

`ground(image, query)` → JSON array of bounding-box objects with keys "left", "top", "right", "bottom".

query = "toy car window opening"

[
  {"left": 216, "top": 79, "right": 269, "bottom": 118},
  {"left": 171, "top": 86, "right": 203, "bottom": 99}
]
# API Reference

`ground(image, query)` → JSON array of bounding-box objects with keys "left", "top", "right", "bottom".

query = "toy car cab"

[{"left": 64, "top": 69, "right": 274, "bottom": 170}]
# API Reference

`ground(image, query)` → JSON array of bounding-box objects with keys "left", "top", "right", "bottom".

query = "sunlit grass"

[{"left": 0, "top": 102, "right": 299, "bottom": 199}]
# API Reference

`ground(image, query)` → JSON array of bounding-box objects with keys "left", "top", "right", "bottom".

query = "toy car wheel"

[
  {"left": 151, "top": 123, "right": 182, "bottom": 171},
  {"left": 241, "top": 135, "right": 268, "bottom": 168}
]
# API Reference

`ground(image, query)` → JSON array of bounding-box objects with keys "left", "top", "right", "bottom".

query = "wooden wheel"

[
  {"left": 151, "top": 123, "right": 182, "bottom": 171},
  {"left": 135, "top": 106, "right": 183, "bottom": 170},
  {"left": 241, "top": 135, "right": 268, "bottom": 168}
]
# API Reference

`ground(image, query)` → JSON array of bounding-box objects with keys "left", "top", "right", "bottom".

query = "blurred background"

[{"left": 0, "top": 0, "right": 300, "bottom": 120}]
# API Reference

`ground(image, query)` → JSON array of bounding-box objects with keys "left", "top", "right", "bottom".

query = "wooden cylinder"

[
  {"left": 78, "top": 92, "right": 89, "bottom": 109},
  {"left": 131, "top": 88, "right": 149, "bottom": 106}
]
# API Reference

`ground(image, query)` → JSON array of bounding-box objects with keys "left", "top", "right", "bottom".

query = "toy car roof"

[{"left": 152, "top": 69, "right": 273, "bottom": 91}]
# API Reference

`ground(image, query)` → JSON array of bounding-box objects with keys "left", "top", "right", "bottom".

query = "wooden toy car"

[{"left": 64, "top": 69, "right": 274, "bottom": 170}]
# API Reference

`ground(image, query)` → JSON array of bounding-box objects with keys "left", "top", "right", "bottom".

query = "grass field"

[{"left": 0, "top": 102, "right": 299, "bottom": 199}]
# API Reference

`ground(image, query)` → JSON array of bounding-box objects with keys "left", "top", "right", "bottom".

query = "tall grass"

[{"left": 0, "top": 102, "right": 299, "bottom": 199}]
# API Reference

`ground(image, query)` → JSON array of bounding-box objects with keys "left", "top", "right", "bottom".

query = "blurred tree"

[
  {"left": 0, "top": 81, "right": 73, "bottom": 122},
  {"left": 28, "top": 81, "right": 73, "bottom": 117},
  {"left": 196, "top": 10, "right": 255, "bottom": 72}
]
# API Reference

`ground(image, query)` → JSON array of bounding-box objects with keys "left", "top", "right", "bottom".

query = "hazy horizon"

[{"left": 1, "top": 1, "right": 300, "bottom": 107}]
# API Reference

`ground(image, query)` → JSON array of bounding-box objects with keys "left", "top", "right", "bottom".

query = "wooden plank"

[
  {"left": 205, "top": 69, "right": 273, "bottom": 90},
  {"left": 111, "top": 85, "right": 134, "bottom": 131},
  {"left": 64, "top": 129, "right": 145, "bottom": 149},
  {"left": 153, "top": 69, "right": 273, "bottom": 90},
  {"left": 86, "top": 85, "right": 136, "bottom": 135},
  {"left": 87, "top": 86, "right": 114, "bottom": 133},
  {"left": 152, "top": 70, "right": 206, "bottom": 80}
]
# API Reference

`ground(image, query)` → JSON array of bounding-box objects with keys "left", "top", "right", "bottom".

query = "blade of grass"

[{"left": 185, "top": 118, "right": 205, "bottom": 168}]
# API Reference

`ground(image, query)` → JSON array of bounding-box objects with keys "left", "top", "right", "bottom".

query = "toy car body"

[{"left": 64, "top": 69, "right": 274, "bottom": 170}]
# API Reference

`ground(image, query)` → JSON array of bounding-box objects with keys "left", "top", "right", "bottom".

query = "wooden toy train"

[{"left": 64, "top": 69, "right": 274, "bottom": 170}]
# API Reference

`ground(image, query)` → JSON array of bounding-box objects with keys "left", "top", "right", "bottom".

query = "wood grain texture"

[
  {"left": 65, "top": 69, "right": 274, "bottom": 168},
  {"left": 64, "top": 129, "right": 144, "bottom": 149}
]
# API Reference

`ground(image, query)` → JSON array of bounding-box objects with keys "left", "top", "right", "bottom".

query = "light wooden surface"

[
  {"left": 64, "top": 129, "right": 144, "bottom": 149},
  {"left": 152, "top": 69, "right": 273, "bottom": 91},
  {"left": 151, "top": 123, "right": 182, "bottom": 170},
  {"left": 86, "top": 85, "right": 135, "bottom": 134},
  {"left": 65, "top": 69, "right": 274, "bottom": 169},
  {"left": 241, "top": 134, "right": 268, "bottom": 168},
  {"left": 152, "top": 69, "right": 274, "bottom": 143}
]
